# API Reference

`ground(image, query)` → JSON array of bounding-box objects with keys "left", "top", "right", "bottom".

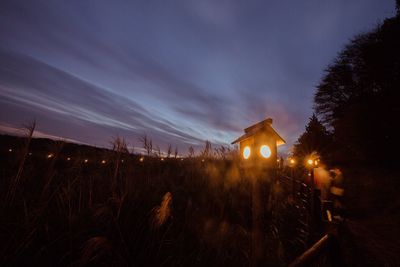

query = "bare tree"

[
  {"left": 139, "top": 134, "right": 153, "bottom": 156},
  {"left": 188, "top": 146, "right": 195, "bottom": 158},
  {"left": 166, "top": 144, "right": 172, "bottom": 158},
  {"left": 174, "top": 146, "right": 178, "bottom": 159},
  {"left": 110, "top": 136, "right": 128, "bottom": 198},
  {"left": 155, "top": 145, "right": 162, "bottom": 158}
]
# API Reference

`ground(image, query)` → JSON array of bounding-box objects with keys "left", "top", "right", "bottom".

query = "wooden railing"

[
  {"left": 278, "top": 170, "right": 341, "bottom": 267},
  {"left": 288, "top": 234, "right": 331, "bottom": 267}
]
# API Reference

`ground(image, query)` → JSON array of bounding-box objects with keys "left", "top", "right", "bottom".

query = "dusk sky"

[{"left": 0, "top": 0, "right": 395, "bottom": 155}]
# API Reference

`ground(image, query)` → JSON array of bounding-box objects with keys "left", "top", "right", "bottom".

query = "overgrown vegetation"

[{"left": 0, "top": 134, "right": 307, "bottom": 267}]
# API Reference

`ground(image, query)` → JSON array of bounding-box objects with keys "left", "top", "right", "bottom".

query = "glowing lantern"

[
  {"left": 232, "top": 118, "right": 285, "bottom": 167},
  {"left": 243, "top": 146, "right": 251, "bottom": 159},
  {"left": 260, "top": 145, "right": 271, "bottom": 158}
]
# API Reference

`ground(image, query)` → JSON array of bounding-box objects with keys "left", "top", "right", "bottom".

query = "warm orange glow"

[
  {"left": 47, "top": 154, "right": 54, "bottom": 159},
  {"left": 140, "top": 157, "right": 144, "bottom": 162},
  {"left": 101, "top": 160, "right": 106, "bottom": 164},
  {"left": 290, "top": 158, "right": 296, "bottom": 165},
  {"left": 260, "top": 145, "right": 271, "bottom": 158},
  {"left": 307, "top": 159, "right": 313, "bottom": 165},
  {"left": 84, "top": 159, "right": 88, "bottom": 163},
  {"left": 243, "top": 146, "right": 251, "bottom": 159},
  {"left": 314, "top": 160, "right": 318, "bottom": 166},
  {"left": 161, "top": 158, "right": 164, "bottom": 161}
]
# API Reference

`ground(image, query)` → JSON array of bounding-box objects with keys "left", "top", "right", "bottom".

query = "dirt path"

[{"left": 341, "top": 218, "right": 400, "bottom": 266}]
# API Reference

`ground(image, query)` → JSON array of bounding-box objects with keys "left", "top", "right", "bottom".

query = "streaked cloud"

[{"left": 0, "top": 0, "right": 395, "bottom": 154}]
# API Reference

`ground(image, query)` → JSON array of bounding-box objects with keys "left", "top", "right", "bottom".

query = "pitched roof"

[{"left": 231, "top": 118, "right": 286, "bottom": 146}]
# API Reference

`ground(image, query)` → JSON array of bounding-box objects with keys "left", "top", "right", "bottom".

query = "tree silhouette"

[
  {"left": 293, "top": 114, "right": 332, "bottom": 163},
  {"left": 314, "top": 8, "right": 400, "bottom": 166}
]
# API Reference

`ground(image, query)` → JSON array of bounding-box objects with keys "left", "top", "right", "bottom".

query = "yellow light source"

[
  {"left": 260, "top": 145, "right": 271, "bottom": 158},
  {"left": 307, "top": 159, "right": 313, "bottom": 166},
  {"left": 140, "top": 157, "right": 144, "bottom": 162},
  {"left": 290, "top": 159, "right": 296, "bottom": 165},
  {"left": 314, "top": 160, "right": 318, "bottom": 166},
  {"left": 243, "top": 146, "right": 251, "bottom": 159}
]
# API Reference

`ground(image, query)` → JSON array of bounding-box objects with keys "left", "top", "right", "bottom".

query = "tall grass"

[
  {"left": 0, "top": 135, "right": 307, "bottom": 266},
  {"left": 6, "top": 121, "right": 36, "bottom": 205}
]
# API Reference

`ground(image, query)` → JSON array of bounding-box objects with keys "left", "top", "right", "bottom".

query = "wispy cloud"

[{"left": 0, "top": 0, "right": 394, "bottom": 154}]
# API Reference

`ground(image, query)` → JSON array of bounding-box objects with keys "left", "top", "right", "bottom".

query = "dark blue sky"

[{"left": 0, "top": 0, "right": 396, "bottom": 155}]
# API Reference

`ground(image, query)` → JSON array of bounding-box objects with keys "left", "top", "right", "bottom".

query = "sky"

[{"left": 0, "top": 0, "right": 396, "bottom": 155}]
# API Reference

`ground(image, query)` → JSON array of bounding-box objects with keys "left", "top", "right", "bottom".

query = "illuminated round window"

[
  {"left": 260, "top": 145, "right": 271, "bottom": 158},
  {"left": 243, "top": 146, "right": 251, "bottom": 159}
]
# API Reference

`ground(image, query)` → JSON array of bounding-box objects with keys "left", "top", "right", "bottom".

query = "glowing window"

[
  {"left": 243, "top": 146, "right": 251, "bottom": 159},
  {"left": 260, "top": 145, "right": 271, "bottom": 158}
]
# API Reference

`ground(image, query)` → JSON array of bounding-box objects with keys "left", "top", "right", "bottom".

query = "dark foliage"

[
  {"left": 314, "top": 11, "right": 400, "bottom": 167},
  {"left": 293, "top": 114, "right": 333, "bottom": 164},
  {"left": 0, "top": 135, "right": 307, "bottom": 267}
]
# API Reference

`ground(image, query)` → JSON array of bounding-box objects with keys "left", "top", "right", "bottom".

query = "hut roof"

[{"left": 231, "top": 118, "right": 285, "bottom": 146}]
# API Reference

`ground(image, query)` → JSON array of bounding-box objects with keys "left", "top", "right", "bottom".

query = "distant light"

[
  {"left": 260, "top": 145, "right": 271, "bottom": 158},
  {"left": 290, "top": 159, "right": 296, "bottom": 165},
  {"left": 121, "top": 159, "right": 124, "bottom": 163},
  {"left": 307, "top": 159, "right": 313, "bottom": 166},
  {"left": 201, "top": 159, "right": 205, "bottom": 162},
  {"left": 84, "top": 159, "right": 88, "bottom": 163},
  {"left": 140, "top": 157, "right": 144, "bottom": 162},
  {"left": 8, "top": 148, "right": 13, "bottom": 152},
  {"left": 101, "top": 160, "right": 106, "bottom": 164},
  {"left": 277, "top": 159, "right": 280, "bottom": 162},
  {"left": 67, "top": 157, "right": 71, "bottom": 161},
  {"left": 47, "top": 154, "right": 54, "bottom": 159},
  {"left": 243, "top": 146, "right": 251, "bottom": 159},
  {"left": 180, "top": 158, "right": 184, "bottom": 161},
  {"left": 28, "top": 152, "right": 32, "bottom": 156},
  {"left": 314, "top": 160, "right": 318, "bottom": 166},
  {"left": 161, "top": 158, "right": 164, "bottom": 161}
]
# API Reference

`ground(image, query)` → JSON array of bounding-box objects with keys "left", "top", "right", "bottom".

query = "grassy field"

[{"left": 0, "top": 134, "right": 308, "bottom": 267}]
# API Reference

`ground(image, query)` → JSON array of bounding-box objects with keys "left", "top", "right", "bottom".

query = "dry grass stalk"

[
  {"left": 150, "top": 192, "right": 173, "bottom": 229},
  {"left": 6, "top": 120, "right": 36, "bottom": 205}
]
